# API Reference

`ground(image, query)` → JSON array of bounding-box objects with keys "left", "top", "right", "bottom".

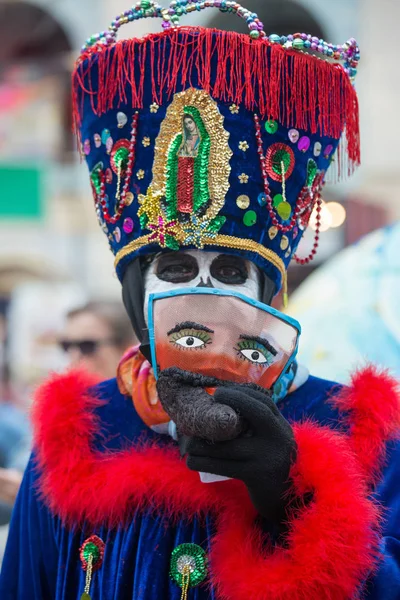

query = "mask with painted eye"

[{"left": 148, "top": 289, "right": 301, "bottom": 391}]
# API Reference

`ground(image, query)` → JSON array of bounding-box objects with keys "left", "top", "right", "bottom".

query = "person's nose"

[
  {"left": 196, "top": 277, "right": 214, "bottom": 288},
  {"left": 68, "top": 348, "right": 84, "bottom": 367}
]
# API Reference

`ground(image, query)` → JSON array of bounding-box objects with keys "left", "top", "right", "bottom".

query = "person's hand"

[
  {"left": 0, "top": 468, "right": 23, "bottom": 506},
  {"left": 179, "top": 385, "right": 297, "bottom": 521},
  {"left": 156, "top": 368, "right": 245, "bottom": 442}
]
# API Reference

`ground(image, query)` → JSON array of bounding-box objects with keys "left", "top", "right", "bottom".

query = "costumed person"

[{"left": 1, "top": 2, "right": 400, "bottom": 599}]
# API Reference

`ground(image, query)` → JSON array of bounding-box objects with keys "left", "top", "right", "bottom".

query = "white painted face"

[{"left": 143, "top": 250, "right": 260, "bottom": 322}]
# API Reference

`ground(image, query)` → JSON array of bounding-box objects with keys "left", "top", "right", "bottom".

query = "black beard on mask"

[{"left": 156, "top": 367, "right": 273, "bottom": 443}]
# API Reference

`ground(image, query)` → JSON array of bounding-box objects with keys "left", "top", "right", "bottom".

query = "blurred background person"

[{"left": 60, "top": 301, "right": 135, "bottom": 379}]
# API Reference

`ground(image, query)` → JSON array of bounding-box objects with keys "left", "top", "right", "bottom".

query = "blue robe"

[{"left": 1, "top": 375, "right": 400, "bottom": 599}]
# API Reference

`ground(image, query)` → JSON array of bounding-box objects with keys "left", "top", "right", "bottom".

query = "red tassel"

[{"left": 72, "top": 27, "right": 360, "bottom": 178}]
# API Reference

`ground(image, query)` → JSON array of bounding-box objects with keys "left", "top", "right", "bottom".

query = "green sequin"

[
  {"left": 170, "top": 544, "right": 207, "bottom": 589},
  {"left": 243, "top": 210, "right": 257, "bottom": 226},
  {"left": 277, "top": 201, "right": 292, "bottom": 220},
  {"left": 265, "top": 120, "right": 278, "bottom": 134},
  {"left": 83, "top": 543, "right": 100, "bottom": 565},
  {"left": 90, "top": 163, "right": 104, "bottom": 195},
  {"left": 165, "top": 105, "right": 211, "bottom": 221},
  {"left": 273, "top": 194, "right": 283, "bottom": 207},
  {"left": 80, "top": 594, "right": 91, "bottom": 600},
  {"left": 165, "top": 235, "right": 180, "bottom": 250},
  {"left": 271, "top": 149, "right": 292, "bottom": 177},
  {"left": 306, "top": 159, "right": 318, "bottom": 187},
  {"left": 113, "top": 146, "right": 129, "bottom": 171}
]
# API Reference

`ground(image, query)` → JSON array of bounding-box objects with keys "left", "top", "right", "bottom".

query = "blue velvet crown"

[{"left": 74, "top": 0, "right": 360, "bottom": 297}]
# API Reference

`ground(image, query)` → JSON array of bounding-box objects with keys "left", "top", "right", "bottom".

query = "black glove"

[
  {"left": 179, "top": 385, "right": 297, "bottom": 522},
  {"left": 156, "top": 367, "right": 245, "bottom": 442}
]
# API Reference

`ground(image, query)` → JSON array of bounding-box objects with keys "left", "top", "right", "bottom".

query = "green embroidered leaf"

[
  {"left": 208, "top": 215, "right": 226, "bottom": 233},
  {"left": 165, "top": 235, "right": 180, "bottom": 250},
  {"left": 306, "top": 159, "right": 318, "bottom": 187},
  {"left": 139, "top": 214, "right": 149, "bottom": 229}
]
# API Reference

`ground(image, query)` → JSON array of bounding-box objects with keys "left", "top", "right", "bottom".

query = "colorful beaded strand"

[
  {"left": 180, "top": 564, "right": 190, "bottom": 600},
  {"left": 82, "top": 0, "right": 359, "bottom": 82},
  {"left": 98, "top": 112, "right": 138, "bottom": 224},
  {"left": 254, "top": 114, "right": 301, "bottom": 233},
  {"left": 81, "top": 553, "right": 93, "bottom": 600},
  {"left": 293, "top": 195, "right": 322, "bottom": 265}
]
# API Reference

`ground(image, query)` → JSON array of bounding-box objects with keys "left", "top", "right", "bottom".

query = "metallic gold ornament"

[
  {"left": 280, "top": 235, "right": 289, "bottom": 250},
  {"left": 236, "top": 194, "right": 250, "bottom": 209}
]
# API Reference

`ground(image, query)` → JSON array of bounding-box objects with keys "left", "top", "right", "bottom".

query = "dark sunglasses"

[{"left": 59, "top": 339, "right": 116, "bottom": 356}]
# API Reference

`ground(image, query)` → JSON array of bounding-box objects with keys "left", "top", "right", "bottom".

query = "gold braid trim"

[{"left": 114, "top": 234, "right": 287, "bottom": 301}]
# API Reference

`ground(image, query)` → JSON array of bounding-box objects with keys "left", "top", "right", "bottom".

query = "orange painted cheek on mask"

[{"left": 156, "top": 342, "right": 286, "bottom": 389}]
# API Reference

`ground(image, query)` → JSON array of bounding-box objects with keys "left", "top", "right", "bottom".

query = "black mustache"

[{"left": 156, "top": 368, "right": 270, "bottom": 442}]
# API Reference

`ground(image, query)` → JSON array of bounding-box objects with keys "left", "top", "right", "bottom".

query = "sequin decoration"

[
  {"left": 90, "top": 162, "right": 104, "bottom": 196},
  {"left": 125, "top": 192, "right": 134, "bottom": 206},
  {"left": 236, "top": 195, "right": 250, "bottom": 209},
  {"left": 94, "top": 133, "right": 101, "bottom": 148},
  {"left": 179, "top": 215, "right": 224, "bottom": 249},
  {"left": 144, "top": 88, "right": 232, "bottom": 235},
  {"left": 265, "top": 143, "right": 295, "bottom": 182},
  {"left": 229, "top": 104, "right": 239, "bottom": 114},
  {"left": 307, "top": 159, "right": 318, "bottom": 187},
  {"left": 150, "top": 102, "right": 159, "bottom": 113},
  {"left": 123, "top": 218, "right": 134, "bottom": 234},
  {"left": 238, "top": 141, "right": 249, "bottom": 151},
  {"left": 324, "top": 144, "right": 334, "bottom": 159},
  {"left": 142, "top": 137, "right": 151, "bottom": 147},
  {"left": 265, "top": 120, "right": 278, "bottom": 134},
  {"left": 288, "top": 129, "right": 300, "bottom": 143},
  {"left": 101, "top": 129, "right": 111, "bottom": 145},
  {"left": 298, "top": 136, "right": 311, "bottom": 153},
  {"left": 80, "top": 536, "right": 105, "bottom": 572},
  {"left": 238, "top": 173, "right": 249, "bottom": 184},
  {"left": 258, "top": 193, "right": 267, "bottom": 207},
  {"left": 110, "top": 140, "right": 130, "bottom": 175},
  {"left": 268, "top": 225, "right": 278, "bottom": 240},
  {"left": 105, "top": 168, "right": 113, "bottom": 184},
  {"left": 277, "top": 202, "right": 291, "bottom": 221},
  {"left": 137, "top": 169, "right": 145, "bottom": 180},
  {"left": 148, "top": 215, "right": 179, "bottom": 249},
  {"left": 83, "top": 139, "right": 91, "bottom": 155},
  {"left": 243, "top": 210, "right": 257, "bottom": 226},
  {"left": 280, "top": 235, "right": 289, "bottom": 250},
  {"left": 273, "top": 194, "right": 283, "bottom": 207},
  {"left": 106, "top": 137, "right": 114, "bottom": 155},
  {"left": 314, "top": 142, "right": 322, "bottom": 157},
  {"left": 114, "top": 227, "right": 121, "bottom": 242},
  {"left": 79, "top": 536, "right": 105, "bottom": 600},
  {"left": 117, "top": 112, "right": 128, "bottom": 128},
  {"left": 170, "top": 543, "right": 207, "bottom": 590}
]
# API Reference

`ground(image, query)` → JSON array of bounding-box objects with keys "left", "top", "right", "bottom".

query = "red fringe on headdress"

[{"left": 72, "top": 27, "right": 360, "bottom": 177}]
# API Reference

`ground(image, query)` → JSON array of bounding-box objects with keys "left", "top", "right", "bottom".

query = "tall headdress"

[{"left": 73, "top": 0, "right": 360, "bottom": 301}]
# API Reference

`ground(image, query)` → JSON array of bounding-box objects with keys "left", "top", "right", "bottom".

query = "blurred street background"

[{"left": 0, "top": 0, "right": 399, "bottom": 562}]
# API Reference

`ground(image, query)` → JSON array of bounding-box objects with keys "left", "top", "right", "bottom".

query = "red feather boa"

[{"left": 32, "top": 367, "right": 400, "bottom": 600}]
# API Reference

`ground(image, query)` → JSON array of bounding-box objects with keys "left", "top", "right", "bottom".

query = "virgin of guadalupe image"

[{"left": 179, "top": 114, "right": 201, "bottom": 158}]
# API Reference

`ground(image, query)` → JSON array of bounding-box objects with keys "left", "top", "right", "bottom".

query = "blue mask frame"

[{"left": 148, "top": 287, "right": 301, "bottom": 392}]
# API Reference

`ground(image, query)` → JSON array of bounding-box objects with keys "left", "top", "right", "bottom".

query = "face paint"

[
  {"left": 149, "top": 290, "right": 300, "bottom": 390},
  {"left": 143, "top": 250, "right": 261, "bottom": 323}
]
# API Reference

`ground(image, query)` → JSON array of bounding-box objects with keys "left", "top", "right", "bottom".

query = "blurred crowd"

[{"left": 0, "top": 296, "right": 134, "bottom": 563}]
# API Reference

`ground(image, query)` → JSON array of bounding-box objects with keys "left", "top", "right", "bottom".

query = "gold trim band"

[{"left": 114, "top": 233, "right": 287, "bottom": 300}]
